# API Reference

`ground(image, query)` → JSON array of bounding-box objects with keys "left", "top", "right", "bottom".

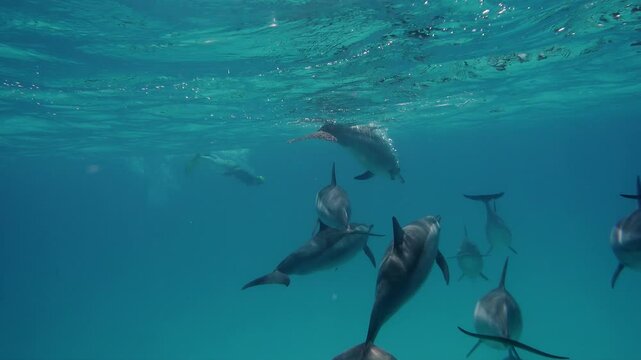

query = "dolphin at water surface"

[
  {"left": 332, "top": 215, "right": 449, "bottom": 360},
  {"left": 289, "top": 121, "right": 404, "bottom": 183},
  {"left": 458, "top": 258, "right": 569, "bottom": 359},
  {"left": 610, "top": 175, "right": 641, "bottom": 288}
]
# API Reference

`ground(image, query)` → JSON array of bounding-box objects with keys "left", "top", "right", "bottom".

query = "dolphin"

[
  {"left": 458, "top": 258, "right": 569, "bottom": 359},
  {"left": 186, "top": 153, "right": 265, "bottom": 186},
  {"left": 242, "top": 223, "right": 382, "bottom": 290},
  {"left": 464, "top": 193, "right": 515, "bottom": 255},
  {"left": 610, "top": 175, "right": 641, "bottom": 288},
  {"left": 289, "top": 121, "right": 404, "bottom": 183},
  {"left": 316, "top": 163, "right": 351, "bottom": 230},
  {"left": 452, "top": 226, "right": 488, "bottom": 281},
  {"left": 332, "top": 215, "right": 449, "bottom": 360}
]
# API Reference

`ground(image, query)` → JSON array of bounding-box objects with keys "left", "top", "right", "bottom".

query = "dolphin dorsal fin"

[
  {"left": 499, "top": 257, "right": 509, "bottom": 289},
  {"left": 619, "top": 175, "right": 641, "bottom": 209},
  {"left": 331, "top": 162, "right": 337, "bottom": 186},
  {"left": 392, "top": 216, "right": 405, "bottom": 252}
]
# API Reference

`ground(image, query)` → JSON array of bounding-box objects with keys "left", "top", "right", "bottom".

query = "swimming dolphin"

[
  {"left": 332, "top": 215, "right": 449, "bottom": 360},
  {"left": 464, "top": 193, "right": 515, "bottom": 255},
  {"left": 316, "top": 163, "right": 351, "bottom": 230},
  {"left": 186, "top": 153, "right": 265, "bottom": 186},
  {"left": 452, "top": 226, "right": 488, "bottom": 281},
  {"left": 289, "top": 121, "right": 404, "bottom": 183},
  {"left": 610, "top": 175, "right": 641, "bottom": 288},
  {"left": 458, "top": 258, "right": 569, "bottom": 359},
  {"left": 242, "top": 223, "right": 382, "bottom": 290}
]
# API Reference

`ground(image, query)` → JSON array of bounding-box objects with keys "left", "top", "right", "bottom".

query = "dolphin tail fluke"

[
  {"left": 457, "top": 327, "right": 569, "bottom": 359},
  {"left": 287, "top": 130, "right": 337, "bottom": 144},
  {"left": 620, "top": 175, "right": 641, "bottom": 209},
  {"left": 355, "top": 170, "right": 375, "bottom": 180},
  {"left": 463, "top": 192, "right": 505, "bottom": 203},
  {"left": 241, "top": 271, "right": 290, "bottom": 290},
  {"left": 611, "top": 263, "right": 625, "bottom": 288},
  {"left": 333, "top": 343, "right": 396, "bottom": 360},
  {"left": 436, "top": 250, "right": 450, "bottom": 285}
]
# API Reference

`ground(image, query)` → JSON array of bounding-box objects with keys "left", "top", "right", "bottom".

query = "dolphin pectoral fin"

[
  {"left": 241, "top": 271, "right": 290, "bottom": 290},
  {"left": 333, "top": 343, "right": 396, "bottom": 360},
  {"left": 436, "top": 251, "right": 450, "bottom": 285},
  {"left": 611, "top": 263, "right": 625, "bottom": 288},
  {"left": 457, "top": 327, "right": 569, "bottom": 359},
  {"left": 354, "top": 170, "right": 375, "bottom": 180},
  {"left": 465, "top": 339, "right": 482, "bottom": 358},
  {"left": 363, "top": 245, "right": 376, "bottom": 268},
  {"left": 508, "top": 246, "right": 518, "bottom": 254},
  {"left": 287, "top": 130, "right": 337, "bottom": 144},
  {"left": 479, "top": 272, "right": 489, "bottom": 281}
]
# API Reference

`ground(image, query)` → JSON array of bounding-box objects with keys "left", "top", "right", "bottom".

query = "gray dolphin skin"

[
  {"left": 453, "top": 226, "right": 488, "bottom": 281},
  {"left": 316, "top": 163, "right": 352, "bottom": 230},
  {"left": 464, "top": 193, "right": 515, "bottom": 255},
  {"left": 242, "top": 222, "right": 382, "bottom": 290},
  {"left": 332, "top": 215, "right": 450, "bottom": 360},
  {"left": 458, "top": 258, "right": 569, "bottom": 359},
  {"left": 289, "top": 121, "right": 404, "bottom": 183},
  {"left": 610, "top": 175, "right": 641, "bottom": 288},
  {"left": 186, "top": 153, "right": 265, "bottom": 186}
]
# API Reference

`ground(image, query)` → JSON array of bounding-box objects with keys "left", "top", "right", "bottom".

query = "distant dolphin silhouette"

[
  {"left": 242, "top": 223, "right": 382, "bottom": 290},
  {"left": 186, "top": 152, "right": 265, "bottom": 186},
  {"left": 610, "top": 175, "right": 641, "bottom": 288},
  {"left": 451, "top": 226, "right": 488, "bottom": 281},
  {"left": 464, "top": 193, "right": 515, "bottom": 254},
  {"left": 458, "top": 258, "right": 569, "bottom": 359},
  {"left": 316, "top": 163, "right": 351, "bottom": 230},
  {"left": 332, "top": 215, "right": 449, "bottom": 360},
  {"left": 289, "top": 121, "right": 404, "bottom": 183}
]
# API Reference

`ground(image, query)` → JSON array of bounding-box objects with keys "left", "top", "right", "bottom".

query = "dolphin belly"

[
  {"left": 474, "top": 291, "right": 522, "bottom": 350},
  {"left": 459, "top": 255, "right": 483, "bottom": 276},
  {"left": 487, "top": 222, "right": 512, "bottom": 249}
]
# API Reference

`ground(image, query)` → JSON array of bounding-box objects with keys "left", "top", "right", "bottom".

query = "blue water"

[{"left": 1, "top": 1, "right": 640, "bottom": 359}]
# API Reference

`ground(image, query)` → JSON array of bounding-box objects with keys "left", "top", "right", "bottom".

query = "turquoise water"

[{"left": 1, "top": 1, "right": 640, "bottom": 359}]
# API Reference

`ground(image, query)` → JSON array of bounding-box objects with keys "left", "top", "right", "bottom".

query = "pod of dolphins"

[{"left": 240, "top": 121, "right": 639, "bottom": 360}]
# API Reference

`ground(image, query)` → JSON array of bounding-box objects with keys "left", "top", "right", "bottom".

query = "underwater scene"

[{"left": 1, "top": 1, "right": 641, "bottom": 359}]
